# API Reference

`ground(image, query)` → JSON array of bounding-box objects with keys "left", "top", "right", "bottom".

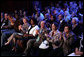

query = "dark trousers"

[
  {"left": 24, "top": 39, "right": 36, "bottom": 55},
  {"left": 1, "top": 29, "right": 15, "bottom": 47}
]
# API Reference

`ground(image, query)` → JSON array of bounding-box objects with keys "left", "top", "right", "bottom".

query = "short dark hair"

[
  {"left": 64, "top": 24, "right": 72, "bottom": 31},
  {"left": 58, "top": 14, "right": 64, "bottom": 18},
  {"left": 23, "top": 17, "right": 28, "bottom": 22},
  {"left": 50, "top": 14, "right": 56, "bottom": 21},
  {"left": 52, "top": 22, "right": 59, "bottom": 28},
  {"left": 31, "top": 17, "right": 38, "bottom": 25}
]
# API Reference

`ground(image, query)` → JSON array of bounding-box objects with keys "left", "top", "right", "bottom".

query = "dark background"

[
  {"left": 1, "top": 1, "right": 81, "bottom": 15},
  {"left": 1, "top": 0, "right": 60, "bottom": 15},
  {"left": 1, "top": 0, "right": 33, "bottom": 15}
]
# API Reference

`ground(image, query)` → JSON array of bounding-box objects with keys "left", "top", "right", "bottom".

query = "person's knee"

[
  {"left": 13, "top": 33, "right": 16, "bottom": 36},
  {"left": 27, "top": 39, "right": 34, "bottom": 47},
  {"left": 27, "top": 40, "right": 32, "bottom": 45}
]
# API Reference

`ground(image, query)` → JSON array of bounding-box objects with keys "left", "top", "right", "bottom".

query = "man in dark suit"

[{"left": 58, "top": 14, "right": 67, "bottom": 32}]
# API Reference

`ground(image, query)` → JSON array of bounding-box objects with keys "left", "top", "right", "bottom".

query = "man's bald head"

[{"left": 41, "top": 21, "right": 46, "bottom": 29}]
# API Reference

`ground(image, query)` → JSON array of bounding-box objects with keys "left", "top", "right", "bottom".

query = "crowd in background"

[{"left": 1, "top": 1, "right": 83, "bottom": 56}]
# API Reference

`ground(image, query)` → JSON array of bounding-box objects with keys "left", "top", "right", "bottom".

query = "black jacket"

[{"left": 59, "top": 20, "right": 67, "bottom": 32}]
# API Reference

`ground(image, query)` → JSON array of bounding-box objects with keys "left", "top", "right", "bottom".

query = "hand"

[
  {"left": 47, "top": 38, "right": 50, "bottom": 41},
  {"left": 3, "top": 26, "right": 8, "bottom": 29},
  {"left": 49, "top": 40, "right": 53, "bottom": 43},
  {"left": 23, "top": 34, "right": 29, "bottom": 37},
  {"left": 75, "top": 48, "right": 83, "bottom": 55},
  {"left": 15, "top": 35, "right": 22, "bottom": 38},
  {"left": 63, "top": 32, "right": 66, "bottom": 42},
  {"left": 23, "top": 34, "right": 27, "bottom": 37},
  {"left": 18, "top": 25, "right": 23, "bottom": 30},
  {"left": 45, "top": 34, "right": 49, "bottom": 37}
]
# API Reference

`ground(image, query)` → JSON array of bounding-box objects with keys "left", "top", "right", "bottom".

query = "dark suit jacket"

[
  {"left": 59, "top": 20, "right": 67, "bottom": 32},
  {"left": 72, "top": 24, "right": 82, "bottom": 36}
]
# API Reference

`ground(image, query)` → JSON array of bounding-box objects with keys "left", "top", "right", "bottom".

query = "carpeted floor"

[{"left": 1, "top": 45, "right": 23, "bottom": 56}]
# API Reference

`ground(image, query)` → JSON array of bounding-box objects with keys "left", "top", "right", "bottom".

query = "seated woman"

[
  {"left": 46, "top": 22, "right": 63, "bottom": 56},
  {"left": 46, "top": 22, "right": 62, "bottom": 48},
  {"left": 1, "top": 14, "right": 21, "bottom": 47},
  {"left": 4, "top": 17, "right": 30, "bottom": 51},
  {"left": 21, "top": 18, "right": 40, "bottom": 52},
  {"left": 5, "top": 17, "right": 30, "bottom": 45},
  {"left": 6, "top": 18, "right": 39, "bottom": 52},
  {"left": 62, "top": 25, "right": 77, "bottom": 56}
]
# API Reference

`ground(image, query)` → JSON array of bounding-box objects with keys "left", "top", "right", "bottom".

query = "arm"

[
  {"left": 59, "top": 32, "right": 62, "bottom": 41},
  {"left": 2, "top": 25, "right": 14, "bottom": 29},
  {"left": 46, "top": 34, "right": 53, "bottom": 42},
  {"left": 63, "top": 32, "right": 67, "bottom": 42},
  {"left": 23, "top": 34, "right": 34, "bottom": 37},
  {"left": 69, "top": 34, "right": 76, "bottom": 46},
  {"left": 75, "top": 48, "right": 83, "bottom": 55}
]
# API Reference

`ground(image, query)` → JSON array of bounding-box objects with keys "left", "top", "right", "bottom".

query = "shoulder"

[
  {"left": 44, "top": 28, "right": 51, "bottom": 33},
  {"left": 35, "top": 25, "right": 39, "bottom": 28},
  {"left": 49, "top": 31, "right": 52, "bottom": 34},
  {"left": 57, "top": 30, "right": 61, "bottom": 33},
  {"left": 28, "top": 25, "right": 31, "bottom": 29},
  {"left": 63, "top": 20, "right": 66, "bottom": 23},
  {"left": 40, "top": 13, "right": 43, "bottom": 15},
  {"left": 70, "top": 31, "right": 75, "bottom": 36},
  {"left": 35, "top": 25, "right": 40, "bottom": 30},
  {"left": 40, "top": 13, "right": 44, "bottom": 17},
  {"left": 44, "top": 27, "right": 49, "bottom": 31}
]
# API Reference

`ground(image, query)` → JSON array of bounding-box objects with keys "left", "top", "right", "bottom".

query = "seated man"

[
  {"left": 57, "top": 14, "right": 67, "bottom": 32},
  {"left": 24, "top": 21, "right": 50, "bottom": 56},
  {"left": 1, "top": 13, "right": 10, "bottom": 33}
]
